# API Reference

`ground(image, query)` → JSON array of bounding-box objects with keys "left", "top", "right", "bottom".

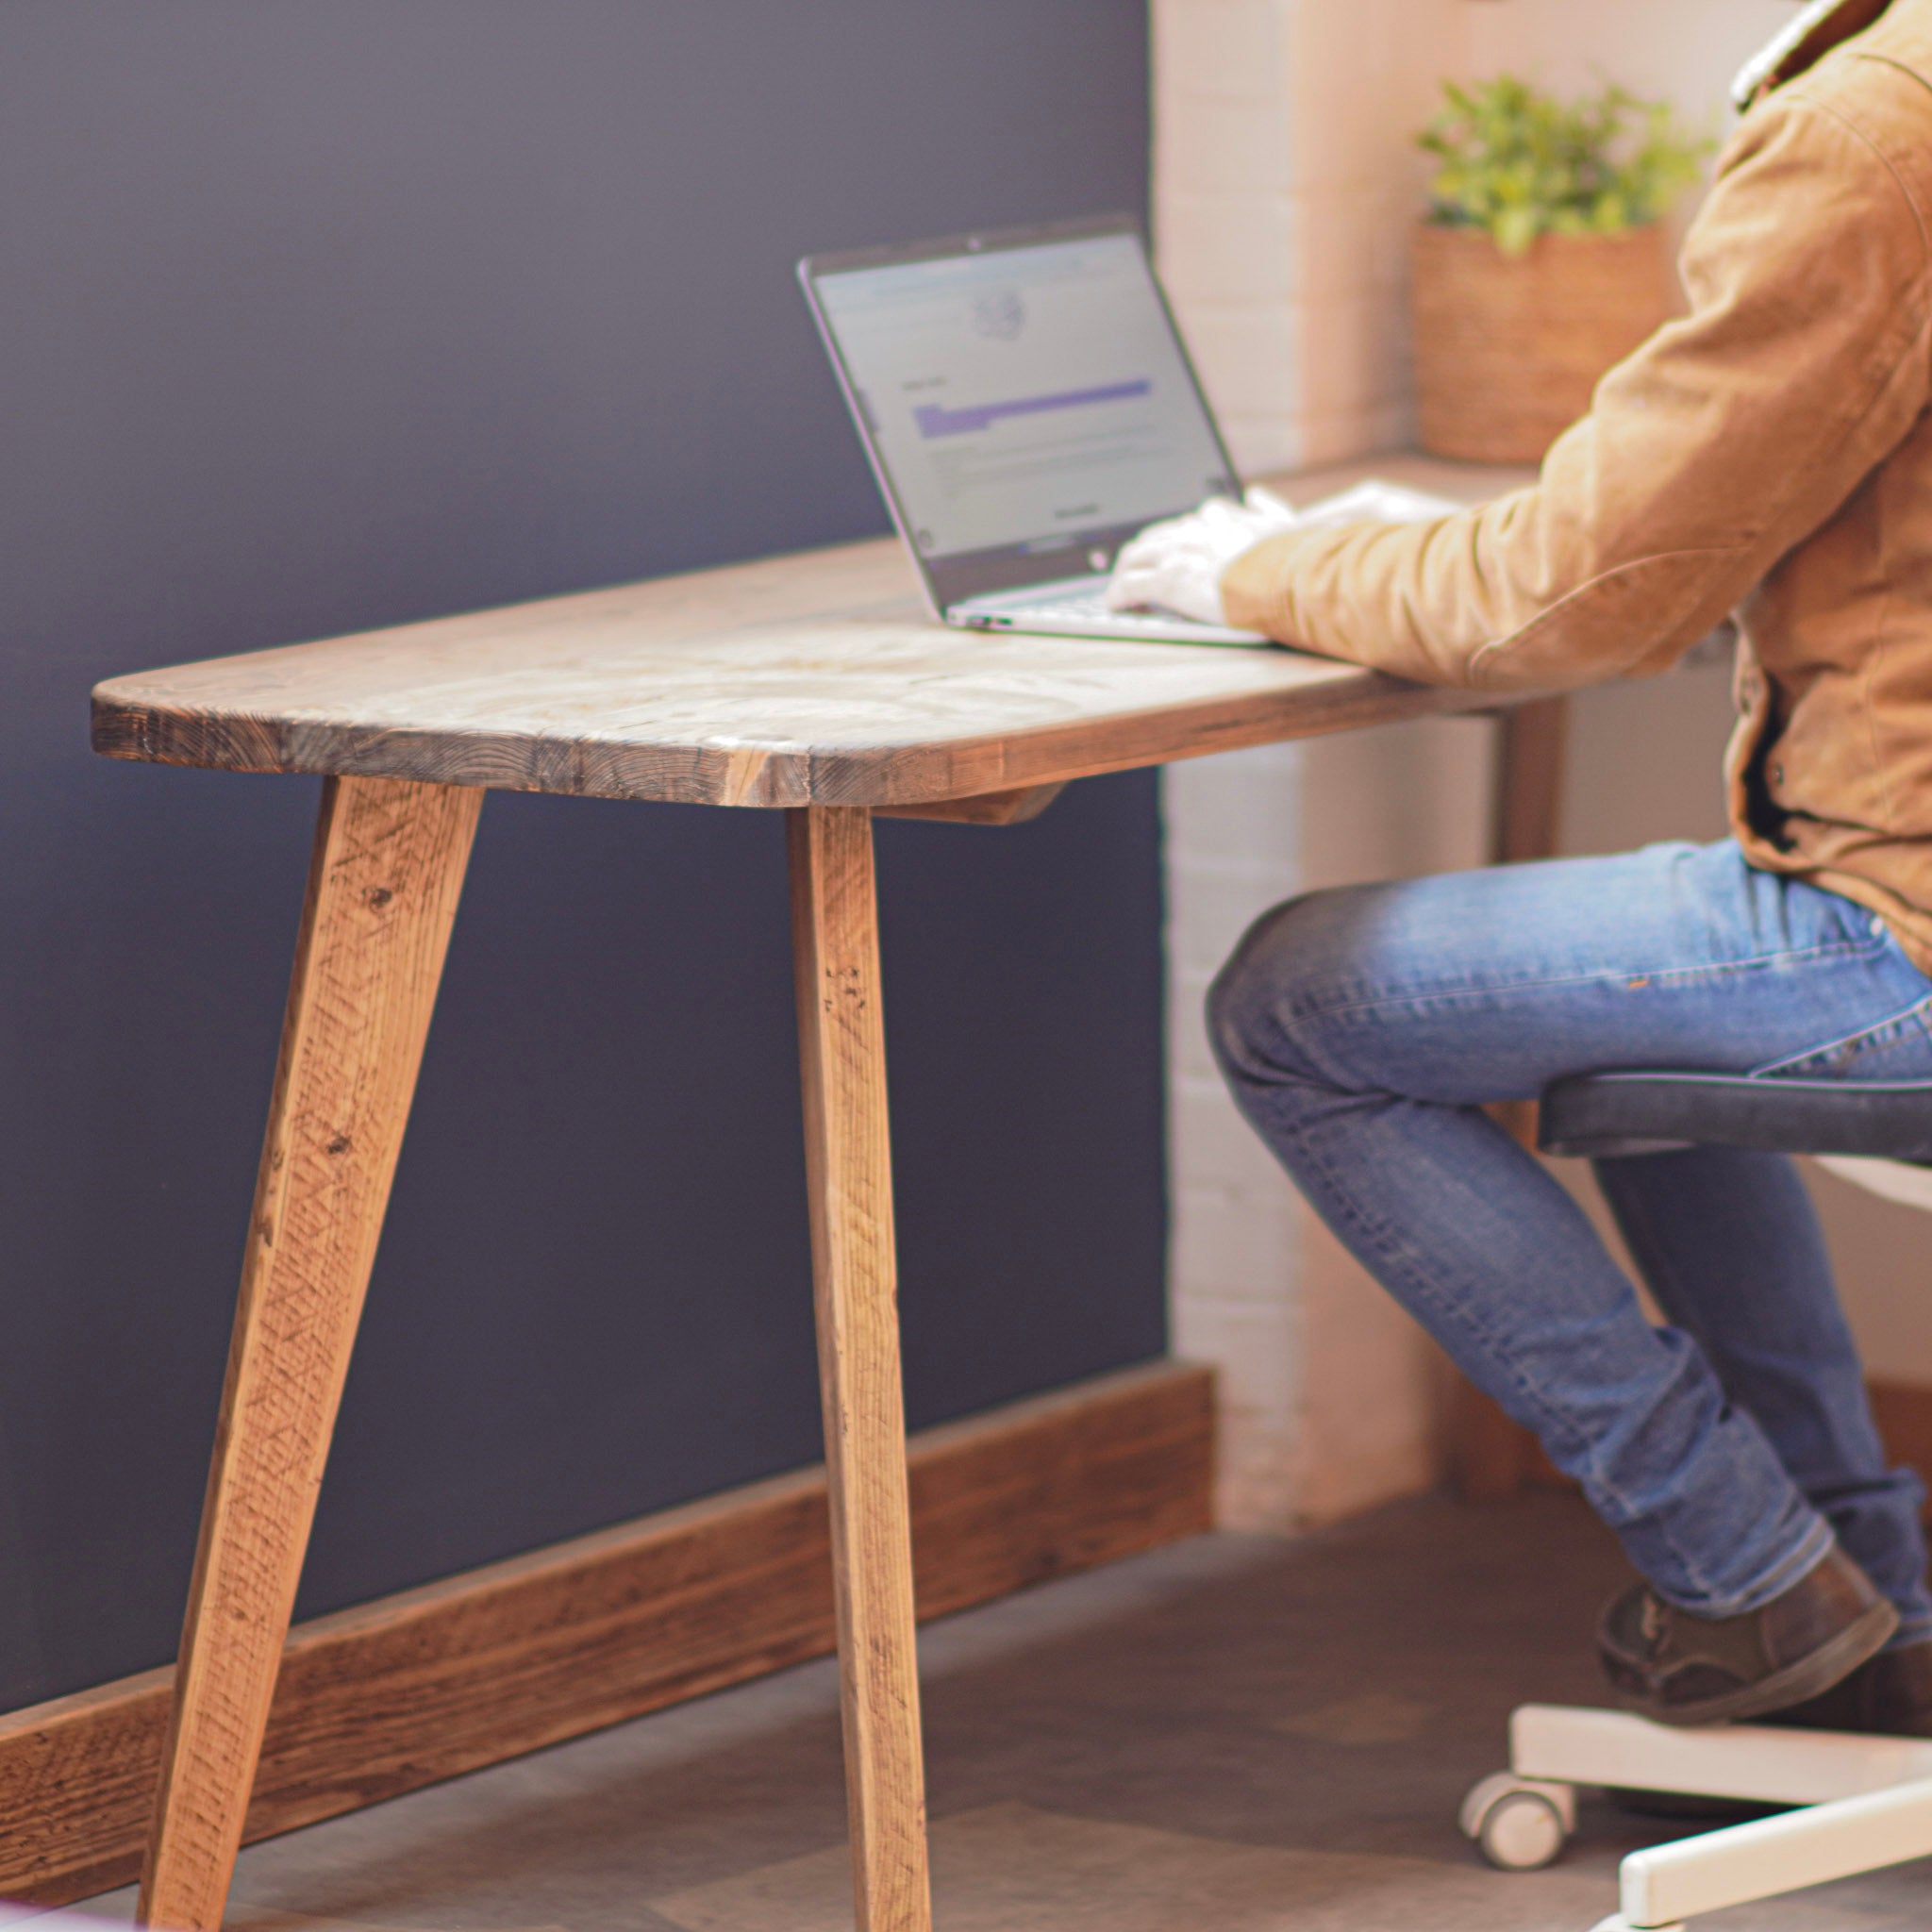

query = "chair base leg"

[
  {"left": 1615, "top": 1774, "right": 1932, "bottom": 1926},
  {"left": 1509, "top": 1703, "right": 1932, "bottom": 1807},
  {"left": 1464, "top": 1702, "right": 1932, "bottom": 1928}
]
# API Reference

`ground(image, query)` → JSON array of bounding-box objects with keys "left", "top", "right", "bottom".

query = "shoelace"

[{"left": 1641, "top": 1591, "right": 1671, "bottom": 1656}]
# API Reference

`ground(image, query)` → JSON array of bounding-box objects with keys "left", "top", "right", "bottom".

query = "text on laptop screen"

[{"left": 812, "top": 233, "right": 1235, "bottom": 566}]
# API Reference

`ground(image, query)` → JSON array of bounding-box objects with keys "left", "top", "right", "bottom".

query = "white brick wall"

[
  {"left": 1156, "top": 0, "right": 1462, "bottom": 475},
  {"left": 1154, "top": 0, "right": 1303, "bottom": 474},
  {"left": 1462, "top": 0, "right": 1791, "bottom": 120},
  {"left": 1162, "top": 742, "right": 1307, "bottom": 1525},
  {"left": 1153, "top": 0, "right": 1488, "bottom": 1528}
]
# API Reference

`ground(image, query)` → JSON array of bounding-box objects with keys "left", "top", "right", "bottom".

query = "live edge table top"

[{"left": 91, "top": 456, "right": 1527, "bottom": 809}]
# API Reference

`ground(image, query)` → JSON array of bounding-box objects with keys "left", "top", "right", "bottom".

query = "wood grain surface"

[
  {"left": 880, "top": 781, "right": 1067, "bottom": 825},
  {"left": 140, "top": 776, "right": 482, "bottom": 1932},
  {"left": 0, "top": 1361, "right": 1211, "bottom": 1908},
  {"left": 789, "top": 807, "right": 931, "bottom": 1932},
  {"left": 90, "top": 458, "right": 1533, "bottom": 808}
]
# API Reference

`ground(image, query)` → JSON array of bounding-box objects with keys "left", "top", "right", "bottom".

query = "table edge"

[{"left": 90, "top": 672, "right": 1522, "bottom": 806}]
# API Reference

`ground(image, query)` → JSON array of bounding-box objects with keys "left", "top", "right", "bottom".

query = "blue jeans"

[{"left": 1208, "top": 839, "right": 1932, "bottom": 1639}]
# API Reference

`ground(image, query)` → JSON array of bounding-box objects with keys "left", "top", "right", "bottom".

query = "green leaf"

[
  {"left": 1416, "top": 72, "right": 1707, "bottom": 242},
  {"left": 1493, "top": 205, "right": 1540, "bottom": 256}
]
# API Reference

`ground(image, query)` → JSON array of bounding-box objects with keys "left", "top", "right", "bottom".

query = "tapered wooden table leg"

[
  {"left": 140, "top": 775, "right": 483, "bottom": 1932},
  {"left": 1458, "top": 695, "right": 1573, "bottom": 1504},
  {"left": 789, "top": 806, "right": 932, "bottom": 1932}
]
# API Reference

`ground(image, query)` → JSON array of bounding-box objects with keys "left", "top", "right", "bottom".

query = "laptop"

[{"left": 798, "top": 214, "right": 1272, "bottom": 647}]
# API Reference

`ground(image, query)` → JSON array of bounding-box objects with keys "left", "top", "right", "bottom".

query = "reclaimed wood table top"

[{"left": 91, "top": 455, "right": 1529, "bottom": 808}]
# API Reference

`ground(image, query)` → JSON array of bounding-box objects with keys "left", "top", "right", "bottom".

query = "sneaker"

[
  {"left": 1598, "top": 1544, "right": 1897, "bottom": 1727},
  {"left": 1768, "top": 1635, "right": 1932, "bottom": 1735},
  {"left": 1608, "top": 1633, "right": 1932, "bottom": 1822}
]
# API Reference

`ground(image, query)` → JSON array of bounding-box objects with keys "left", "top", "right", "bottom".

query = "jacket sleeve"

[{"left": 1219, "top": 90, "right": 1932, "bottom": 691}]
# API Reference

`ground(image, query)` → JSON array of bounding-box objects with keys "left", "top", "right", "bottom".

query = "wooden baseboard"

[
  {"left": 1869, "top": 1379, "right": 1932, "bottom": 1510},
  {"left": 0, "top": 1359, "right": 1212, "bottom": 1907}
]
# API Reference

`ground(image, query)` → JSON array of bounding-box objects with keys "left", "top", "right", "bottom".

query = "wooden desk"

[{"left": 92, "top": 455, "right": 1531, "bottom": 1932}]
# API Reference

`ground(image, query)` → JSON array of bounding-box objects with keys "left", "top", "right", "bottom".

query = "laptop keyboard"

[
  {"left": 1002, "top": 588, "right": 1193, "bottom": 633},
  {"left": 1016, "top": 589, "right": 1112, "bottom": 620},
  {"left": 955, "top": 575, "right": 1264, "bottom": 642}
]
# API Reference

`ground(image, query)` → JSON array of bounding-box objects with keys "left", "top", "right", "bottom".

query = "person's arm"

[{"left": 1220, "top": 88, "right": 1932, "bottom": 691}]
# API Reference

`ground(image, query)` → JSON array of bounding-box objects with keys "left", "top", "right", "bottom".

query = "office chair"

[{"left": 1457, "top": 1063, "right": 1932, "bottom": 1931}]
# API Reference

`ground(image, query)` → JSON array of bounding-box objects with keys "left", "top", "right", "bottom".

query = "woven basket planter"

[{"left": 1410, "top": 223, "right": 1673, "bottom": 464}]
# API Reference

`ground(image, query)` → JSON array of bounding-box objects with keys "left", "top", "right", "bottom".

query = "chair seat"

[{"left": 1539, "top": 1070, "right": 1932, "bottom": 1163}]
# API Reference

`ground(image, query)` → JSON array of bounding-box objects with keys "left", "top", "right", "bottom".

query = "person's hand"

[{"left": 1106, "top": 487, "right": 1301, "bottom": 625}]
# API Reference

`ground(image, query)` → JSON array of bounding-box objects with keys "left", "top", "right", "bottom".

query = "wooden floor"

[{"left": 77, "top": 1493, "right": 1929, "bottom": 1932}]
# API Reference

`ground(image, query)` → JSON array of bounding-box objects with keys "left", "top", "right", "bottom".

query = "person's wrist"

[{"left": 1218, "top": 536, "right": 1277, "bottom": 634}]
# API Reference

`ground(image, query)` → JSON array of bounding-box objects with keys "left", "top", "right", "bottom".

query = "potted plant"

[{"left": 1411, "top": 76, "right": 1711, "bottom": 463}]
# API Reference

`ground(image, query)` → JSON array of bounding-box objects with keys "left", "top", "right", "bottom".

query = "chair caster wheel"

[{"left": 1459, "top": 1770, "right": 1575, "bottom": 1871}]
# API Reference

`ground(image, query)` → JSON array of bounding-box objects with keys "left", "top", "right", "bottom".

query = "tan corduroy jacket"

[{"left": 1222, "top": 0, "right": 1932, "bottom": 974}]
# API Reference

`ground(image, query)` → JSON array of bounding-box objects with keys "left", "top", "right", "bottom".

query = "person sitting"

[{"left": 1108, "top": 0, "right": 1932, "bottom": 1732}]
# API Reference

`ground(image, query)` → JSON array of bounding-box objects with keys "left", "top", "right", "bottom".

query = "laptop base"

[{"left": 948, "top": 575, "right": 1271, "bottom": 648}]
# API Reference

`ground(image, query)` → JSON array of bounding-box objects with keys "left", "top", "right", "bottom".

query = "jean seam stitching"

[
  {"left": 1233, "top": 1062, "right": 1831, "bottom": 1607},
  {"left": 1260, "top": 1098, "right": 1652, "bottom": 1496},
  {"left": 1271, "top": 1100, "right": 1765, "bottom": 1600},
  {"left": 1751, "top": 992, "right": 1932, "bottom": 1076},
  {"left": 1588, "top": 1188, "right": 1807, "bottom": 1610},
  {"left": 1274, "top": 936, "right": 1891, "bottom": 1036}
]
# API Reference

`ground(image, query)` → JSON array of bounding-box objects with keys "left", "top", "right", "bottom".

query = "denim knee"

[{"left": 1206, "top": 891, "right": 1328, "bottom": 1091}]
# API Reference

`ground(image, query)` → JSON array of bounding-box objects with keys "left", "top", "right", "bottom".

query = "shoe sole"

[{"left": 1618, "top": 1598, "right": 1899, "bottom": 1729}]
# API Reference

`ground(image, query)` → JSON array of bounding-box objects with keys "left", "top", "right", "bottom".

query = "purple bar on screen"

[{"left": 914, "top": 378, "right": 1152, "bottom": 438}]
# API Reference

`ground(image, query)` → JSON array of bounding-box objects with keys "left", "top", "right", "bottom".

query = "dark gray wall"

[{"left": 0, "top": 4, "right": 1165, "bottom": 1709}]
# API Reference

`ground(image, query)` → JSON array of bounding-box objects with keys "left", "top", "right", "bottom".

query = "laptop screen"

[{"left": 805, "top": 225, "right": 1238, "bottom": 607}]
